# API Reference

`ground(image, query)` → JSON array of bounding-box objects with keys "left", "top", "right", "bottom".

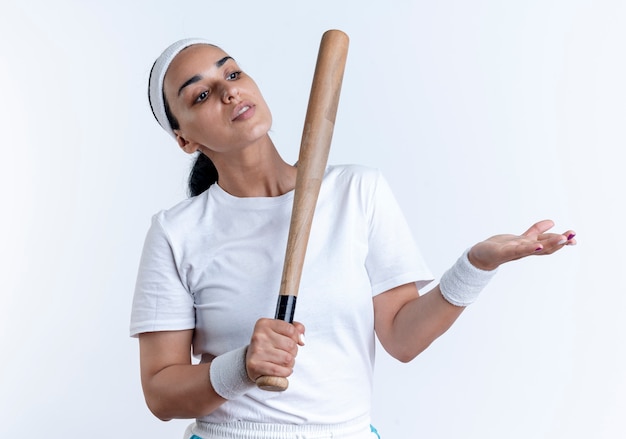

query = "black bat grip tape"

[{"left": 275, "top": 295, "right": 297, "bottom": 323}]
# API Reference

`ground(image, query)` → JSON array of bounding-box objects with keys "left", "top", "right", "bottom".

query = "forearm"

[
  {"left": 383, "top": 285, "right": 465, "bottom": 362},
  {"left": 143, "top": 362, "right": 225, "bottom": 421},
  {"left": 376, "top": 220, "right": 575, "bottom": 363},
  {"left": 380, "top": 249, "right": 498, "bottom": 361}
]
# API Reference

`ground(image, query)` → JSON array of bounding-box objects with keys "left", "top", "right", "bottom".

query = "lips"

[{"left": 231, "top": 102, "right": 255, "bottom": 121}]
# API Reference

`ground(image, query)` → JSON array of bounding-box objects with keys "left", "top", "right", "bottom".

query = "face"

[{"left": 163, "top": 44, "right": 273, "bottom": 155}]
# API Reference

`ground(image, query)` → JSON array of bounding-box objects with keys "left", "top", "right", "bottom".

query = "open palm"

[{"left": 468, "top": 219, "right": 576, "bottom": 271}]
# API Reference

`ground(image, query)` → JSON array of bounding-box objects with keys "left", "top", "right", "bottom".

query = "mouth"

[{"left": 231, "top": 102, "right": 254, "bottom": 121}]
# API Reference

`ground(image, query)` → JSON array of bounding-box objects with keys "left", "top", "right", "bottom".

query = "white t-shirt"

[{"left": 130, "top": 164, "right": 433, "bottom": 425}]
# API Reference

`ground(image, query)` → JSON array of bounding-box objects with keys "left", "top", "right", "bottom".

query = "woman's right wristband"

[{"left": 209, "top": 346, "right": 255, "bottom": 400}]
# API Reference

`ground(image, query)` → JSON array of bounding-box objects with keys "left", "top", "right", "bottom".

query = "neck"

[{"left": 205, "top": 136, "right": 297, "bottom": 198}]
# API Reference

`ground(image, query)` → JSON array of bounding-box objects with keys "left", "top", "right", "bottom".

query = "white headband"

[{"left": 148, "top": 38, "right": 213, "bottom": 138}]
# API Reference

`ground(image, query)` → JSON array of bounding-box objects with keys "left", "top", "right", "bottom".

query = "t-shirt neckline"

[{"left": 208, "top": 183, "right": 295, "bottom": 209}]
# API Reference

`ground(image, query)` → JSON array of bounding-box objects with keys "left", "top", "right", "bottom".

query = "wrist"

[
  {"left": 209, "top": 345, "right": 255, "bottom": 400},
  {"left": 440, "top": 248, "right": 498, "bottom": 307},
  {"left": 467, "top": 246, "right": 499, "bottom": 271}
]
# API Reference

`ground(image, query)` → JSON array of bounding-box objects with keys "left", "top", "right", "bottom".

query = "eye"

[
  {"left": 227, "top": 71, "right": 241, "bottom": 80},
  {"left": 194, "top": 90, "right": 210, "bottom": 104}
]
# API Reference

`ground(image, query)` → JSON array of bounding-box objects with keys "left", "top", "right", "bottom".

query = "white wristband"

[
  {"left": 439, "top": 248, "right": 498, "bottom": 307},
  {"left": 209, "top": 346, "right": 255, "bottom": 400}
]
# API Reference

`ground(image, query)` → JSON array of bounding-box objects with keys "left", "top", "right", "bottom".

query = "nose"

[{"left": 221, "top": 82, "right": 239, "bottom": 104}]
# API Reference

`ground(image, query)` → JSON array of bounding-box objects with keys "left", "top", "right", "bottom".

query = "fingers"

[
  {"left": 520, "top": 220, "right": 577, "bottom": 256},
  {"left": 562, "top": 230, "right": 577, "bottom": 246},
  {"left": 522, "top": 219, "right": 555, "bottom": 237},
  {"left": 472, "top": 223, "right": 577, "bottom": 268},
  {"left": 246, "top": 319, "right": 305, "bottom": 382},
  {"left": 292, "top": 321, "right": 306, "bottom": 346},
  {"left": 535, "top": 230, "right": 577, "bottom": 254}
]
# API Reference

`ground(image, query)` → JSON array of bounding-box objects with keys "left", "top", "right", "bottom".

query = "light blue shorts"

[{"left": 184, "top": 415, "right": 381, "bottom": 439}]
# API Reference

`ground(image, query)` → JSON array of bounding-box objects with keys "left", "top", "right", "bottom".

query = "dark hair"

[
  {"left": 188, "top": 153, "right": 219, "bottom": 197},
  {"left": 162, "top": 92, "right": 219, "bottom": 197}
]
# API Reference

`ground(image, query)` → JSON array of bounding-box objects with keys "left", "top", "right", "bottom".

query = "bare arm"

[
  {"left": 374, "top": 283, "right": 463, "bottom": 362},
  {"left": 139, "top": 319, "right": 305, "bottom": 421},
  {"left": 374, "top": 219, "right": 576, "bottom": 362},
  {"left": 139, "top": 330, "right": 225, "bottom": 421}
]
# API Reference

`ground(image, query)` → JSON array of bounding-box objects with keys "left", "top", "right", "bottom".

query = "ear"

[{"left": 174, "top": 130, "right": 199, "bottom": 154}]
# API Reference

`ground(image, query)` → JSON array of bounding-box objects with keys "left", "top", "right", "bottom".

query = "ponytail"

[{"left": 188, "top": 153, "right": 219, "bottom": 197}]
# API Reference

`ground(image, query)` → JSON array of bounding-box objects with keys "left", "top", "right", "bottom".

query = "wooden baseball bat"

[{"left": 255, "top": 29, "right": 349, "bottom": 392}]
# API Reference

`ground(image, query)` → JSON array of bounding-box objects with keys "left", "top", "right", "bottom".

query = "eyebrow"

[{"left": 177, "top": 56, "right": 235, "bottom": 96}]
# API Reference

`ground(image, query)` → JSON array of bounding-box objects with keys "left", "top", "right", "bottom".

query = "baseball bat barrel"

[{"left": 255, "top": 30, "right": 349, "bottom": 392}]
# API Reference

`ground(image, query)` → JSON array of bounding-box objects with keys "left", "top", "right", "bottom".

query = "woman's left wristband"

[{"left": 439, "top": 248, "right": 498, "bottom": 306}]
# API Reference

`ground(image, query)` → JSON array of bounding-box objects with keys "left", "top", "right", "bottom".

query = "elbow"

[
  {"left": 378, "top": 332, "right": 434, "bottom": 363},
  {"left": 145, "top": 397, "right": 173, "bottom": 422},
  {"left": 396, "top": 352, "right": 417, "bottom": 364},
  {"left": 387, "top": 341, "right": 433, "bottom": 363}
]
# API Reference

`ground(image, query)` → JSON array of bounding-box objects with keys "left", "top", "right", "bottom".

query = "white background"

[{"left": 1, "top": 0, "right": 624, "bottom": 437}]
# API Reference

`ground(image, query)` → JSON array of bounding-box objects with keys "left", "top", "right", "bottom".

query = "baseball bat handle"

[{"left": 256, "top": 29, "right": 349, "bottom": 392}]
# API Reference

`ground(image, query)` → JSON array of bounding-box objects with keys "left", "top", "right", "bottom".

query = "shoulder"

[
  {"left": 151, "top": 190, "right": 211, "bottom": 232},
  {"left": 324, "top": 164, "right": 390, "bottom": 199},
  {"left": 325, "top": 164, "right": 384, "bottom": 187},
  {"left": 321, "top": 165, "right": 391, "bottom": 213}
]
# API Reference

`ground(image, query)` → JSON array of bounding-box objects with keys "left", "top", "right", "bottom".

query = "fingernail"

[
  {"left": 567, "top": 233, "right": 576, "bottom": 240},
  {"left": 299, "top": 333, "right": 306, "bottom": 345},
  {"left": 535, "top": 247, "right": 543, "bottom": 252},
  {"left": 558, "top": 239, "right": 567, "bottom": 245}
]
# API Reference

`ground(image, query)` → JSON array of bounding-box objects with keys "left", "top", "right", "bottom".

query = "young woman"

[{"left": 130, "top": 38, "right": 576, "bottom": 439}]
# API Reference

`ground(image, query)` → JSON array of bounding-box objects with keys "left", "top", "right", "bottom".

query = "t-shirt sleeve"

[
  {"left": 129, "top": 214, "right": 195, "bottom": 337},
  {"left": 365, "top": 171, "right": 434, "bottom": 295}
]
